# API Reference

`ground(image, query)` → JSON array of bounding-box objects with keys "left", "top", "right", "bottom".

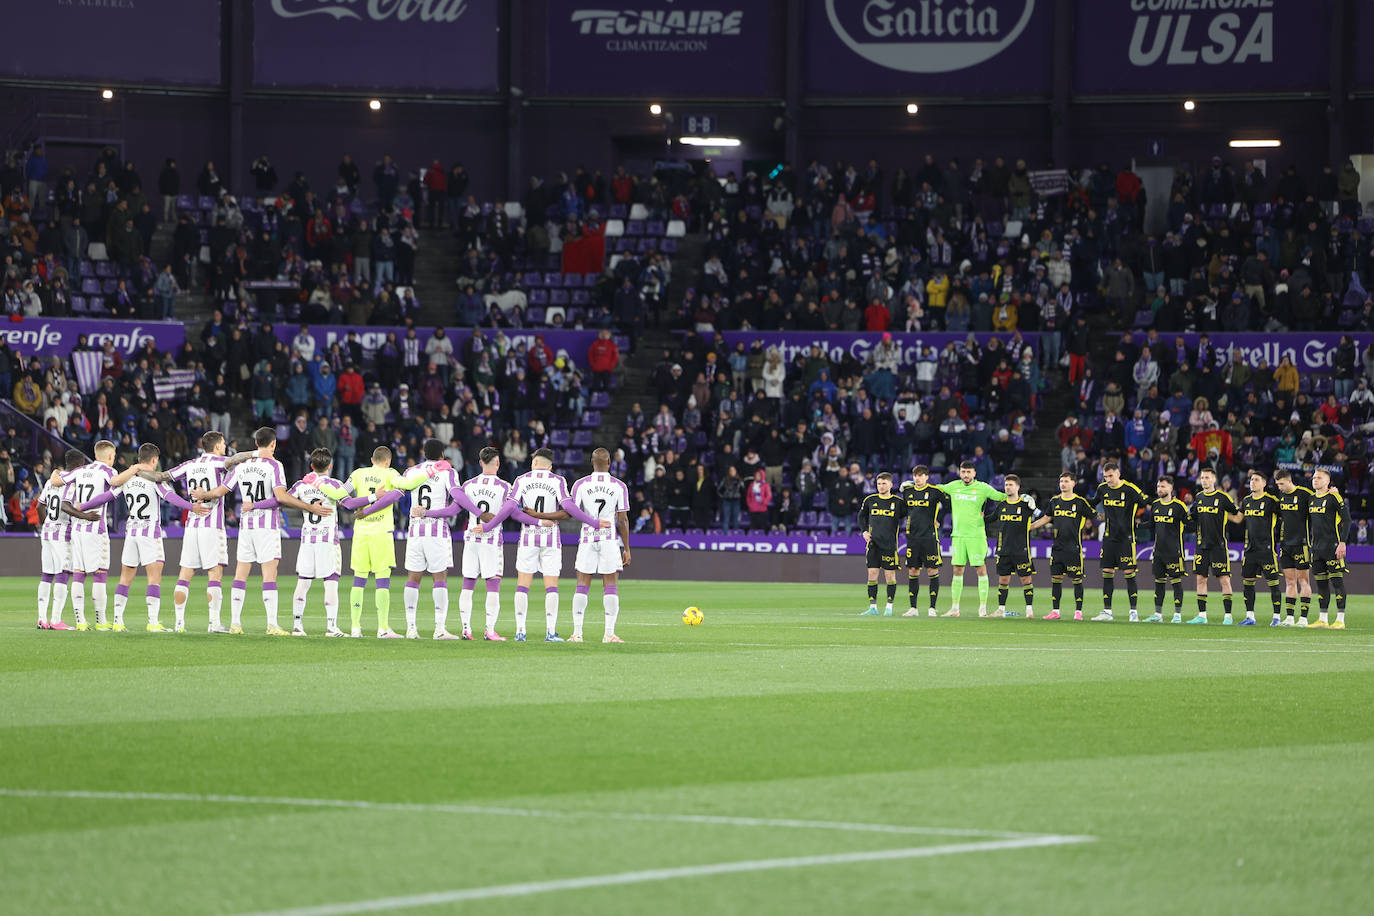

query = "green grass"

[{"left": 2, "top": 575, "right": 1373, "bottom": 915}]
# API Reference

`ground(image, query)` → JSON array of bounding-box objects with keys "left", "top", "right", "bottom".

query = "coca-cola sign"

[
  {"left": 268, "top": 0, "right": 471, "bottom": 22},
  {"left": 253, "top": 0, "right": 498, "bottom": 90}
]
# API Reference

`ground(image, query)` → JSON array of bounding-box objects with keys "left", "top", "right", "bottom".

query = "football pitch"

[{"left": 3, "top": 576, "right": 1372, "bottom": 915}]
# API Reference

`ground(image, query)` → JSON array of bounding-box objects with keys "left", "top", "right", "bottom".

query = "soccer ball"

[{"left": 682, "top": 606, "right": 703, "bottom": 626}]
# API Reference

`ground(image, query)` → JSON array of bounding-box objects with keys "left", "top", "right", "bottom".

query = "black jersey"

[
  {"left": 1240, "top": 492, "right": 1279, "bottom": 552},
  {"left": 1190, "top": 489, "right": 1236, "bottom": 549},
  {"left": 1147, "top": 498, "right": 1190, "bottom": 560},
  {"left": 1276, "top": 485, "right": 1312, "bottom": 548},
  {"left": 859, "top": 493, "right": 907, "bottom": 551},
  {"left": 901, "top": 482, "right": 950, "bottom": 539},
  {"left": 1098, "top": 480, "right": 1149, "bottom": 541},
  {"left": 1046, "top": 493, "right": 1095, "bottom": 555},
  {"left": 994, "top": 498, "right": 1039, "bottom": 559},
  {"left": 1307, "top": 490, "right": 1350, "bottom": 555}
]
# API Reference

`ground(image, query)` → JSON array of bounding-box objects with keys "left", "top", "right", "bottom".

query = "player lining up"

[
  {"left": 936, "top": 460, "right": 1006, "bottom": 617},
  {"left": 900, "top": 465, "right": 949, "bottom": 617},
  {"left": 1094, "top": 462, "right": 1149, "bottom": 622},
  {"left": 34, "top": 449, "right": 91, "bottom": 630},
  {"left": 859, "top": 472, "right": 906, "bottom": 616},
  {"left": 1142, "top": 476, "right": 1189, "bottom": 623},
  {"left": 1274, "top": 470, "right": 1314, "bottom": 626},
  {"left": 1307, "top": 468, "right": 1350, "bottom": 629},
  {"left": 1044, "top": 472, "right": 1093, "bottom": 620},
  {"left": 1239, "top": 469, "right": 1283, "bottom": 626},
  {"left": 992, "top": 475, "right": 1049, "bottom": 618},
  {"left": 1187, "top": 467, "right": 1241, "bottom": 625}
]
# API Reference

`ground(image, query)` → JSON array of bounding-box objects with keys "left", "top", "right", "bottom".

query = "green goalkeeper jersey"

[
  {"left": 320, "top": 466, "right": 425, "bottom": 535},
  {"left": 935, "top": 479, "right": 1007, "bottom": 541}
]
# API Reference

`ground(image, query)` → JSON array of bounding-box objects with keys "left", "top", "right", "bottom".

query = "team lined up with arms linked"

[
  {"left": 33, "top": 430, "right": 632, "bottom": 644},
  {"left": 856, "top": 459, "right": 1351, "bottom": 627}
]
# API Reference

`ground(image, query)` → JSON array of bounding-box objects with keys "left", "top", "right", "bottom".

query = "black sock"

[
  {"left": 1023, "top": 586, "right": 1034, "bottom": 611},
  {"left": 1102, "top": 576, "right": 1115, "bottom": 611},
  {"left": 1173, "top": 580, "right": 1184, "bottom": 613},
  {"left": 1222, "top": 594, "right": 1233, "bottom": 618},
  {"left": 886, "top": 583, "right": 897, "bottom": 605},
  {"left": 1270, "top": 584, "right": 1282, "bottom": 616},
  {"left": 1197, "top": 595, "right": 1208, "bottom": 616},
  {"left": 909, "top": 582, "right": 920, "bottom": 608},
  {"left": 928, "top": 580, "right": 939, "bottom": 610},
  {"left": 1051, "top": 580, "right": 1063, "bottom": 610},
  {"left": 1125, "top": 573, "right": 1138, "bottom": 610},
  {"left": 1333, "top": 575, "right": 1347, "bottom": 614},
  {"left": 1284, "top": 595, "right": 1296, "bottom": 618},
  {"left": 1243, "top": 582, "right": 1255, "bottom": 615},
  {"left": 1154, "top": 580, "right": 1166, "bottom": 613},
  {"left": 1299, "top": 596, "right": 1311, "bottom": 619},
  {"left": 867, "top": 583, "right": 878, "bottom": 604},
  {"left": 1317, "top": 578, "right": 1331, "bottom": 612},
  {"left": 1074, "top": 581, "right": 1085, "bottom": 611},
  {"left": 997, "top": 586, "right": 1008, "bottom": 609}
]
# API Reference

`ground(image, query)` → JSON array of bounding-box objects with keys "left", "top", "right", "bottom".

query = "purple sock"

[
  {"left": 40, "top": 573, "right": 53, "bottom": 584},
  {"left": 353, "top": 576, "right": 367, "bottom": 589},
  {"left": 56, "top": 572, "right": 69, "bottom": 586},
  {"left": 73, "top": 572, "right": 86, "bottom": 585},
  {"left": 463, "top": 577, "right": 476, "bottom": 591},
  {"left": 232, "top": 579, "right": 246, "bottom": 591},
  {"left": 485, "top": 577, "right": 501, "bottom": 591},
  {"left": 176, "top": 578, "right": 190, "bottom": 590},
  {"left": 546, "top": 586, "right": 558, "bottom": 594},
  {"left": 515, "top": 585, "right": 529, "bottom": 595},
  {"left": 325, "top": 573, "right": 340, "bottom": 582},
  {"left": 434, "top": 576, "right": 447, "bottom": 587},
  {"left": 263, "top": 582, "right": 277, "bottom": 592},
  {"left": 146, "top": 585, "right": 161, "bottom": 598},
  {"left": 93, "top": 571, "right": 107, "bottom": 585},
  {"left": 605, "top": 584, "right": 618, "bottom": 596},
  {"left": 114, "top": 584, "right": 130, "bottom": 598},
  {"left": 376, "top": 578, "right": 389, "bottom": 590},
  {"left": 207, "top": 580, "right": 222, "bottom": 591},
  {"left": 575, "top": 584, "right": 590, "bottom": 596}
]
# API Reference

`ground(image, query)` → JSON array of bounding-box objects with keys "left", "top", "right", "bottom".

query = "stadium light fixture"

[
  {"left": 649, "top": 103, "right": 663, "bottom": 116},
  {"left": 678, "top": 137, "right": 741, "bottom": 147},
  {"left": 100, "top": 89, "right": 114, "bottom": 100},
  {"left": 1183, "top": 99, "right": 1196, "bottom": 111},
  {"left": 1229, "top": 138, "right": 1281, "bottom": 148},
  {"left": 906, "top": 102, "right": 919, "bottom": 115},
  {"left": 368, "top": 99, "right": 382, "bottom": 111}
]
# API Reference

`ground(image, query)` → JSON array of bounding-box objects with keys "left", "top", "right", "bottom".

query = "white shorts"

[
  {"left": 180, "top": 528, "right": 228, "bottom": 570},
  {"left": 575, "top": 540, "right": 623, "bottom": 576},
  {"left": 121, "top": 536, "right": 164, "bottom": 569},
  {"left": 296, "top": 542, "right": 342, "bottom": 579},
  {"left": 41, "top": 539, "right": 71, "bottom": 576},
  {"left": 236, "top": 528, "right": 282, "bottom": 565},
  {"left": 70, "top": 532, "right": 111, "bottom": 573},
  {"left": 461, "top": 541, "right": 503, "bottom": 580},
  {"left": 516, "top": 544, "right": 562, "bottom": 578},
  {"left": 406, "top": 536, "right": 453, "bottom": 574}
]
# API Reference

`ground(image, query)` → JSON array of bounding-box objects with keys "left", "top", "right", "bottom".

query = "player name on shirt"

[
  {"left": 463, "top": 474, "right": 512, "bottom": 546},
  {"left": 572, "top": 472, "right": 628, "bottom": 543},
  {"left": 514, "top": 469, "right": 571, "bottom": 549}
]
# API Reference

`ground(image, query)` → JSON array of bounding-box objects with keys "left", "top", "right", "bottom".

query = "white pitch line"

[
  {"left": 0, "top": 788, "right": 1043, "bottom": 839},
  {"left": 234, "top": 834, "right": 1096, "bottom": 916},
  {"left": 633, "top": 639, "right": 1374, "bottom": 655}
]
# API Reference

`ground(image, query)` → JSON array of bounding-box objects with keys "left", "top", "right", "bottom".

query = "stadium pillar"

[
  {"left": 505, "top": 0, "right": 524, "bottom": 202},
  {"left": 783, "top": 0, "right": 803, "bottom": 167},
  {"left": 225, "top": 0, "right": 250, "bottom": 192},
  {"left": 1049, "top": 0, "right": 1073, "bottom": 168},
  {"left": 1329, "top": 0, "right": 1349, "bottom": 164}
]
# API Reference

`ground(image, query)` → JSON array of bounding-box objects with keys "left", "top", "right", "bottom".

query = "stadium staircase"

[{"left": 410, "top": 228, "right": 457, "bottom": 327}]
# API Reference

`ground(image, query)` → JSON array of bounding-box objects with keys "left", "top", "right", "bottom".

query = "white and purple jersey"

[
  {"left": 170, "top": 453, "right": 228, "bottom": 530},
  {"left": 513, "top": 469, "right": 571, "bottom": 548},
  {"left": 408, "top": 462, "right": 460, "bottom": 539},
  {"left": 66, "top": 462, "right": 116, "bottom": 536},
  {"left": 462, "top": 474, "right": 511, "bottom": 546},
  {"left": 116, "top": 476, "right": 177, "bottom": 539},
  {"left": 289, "top": 475, "right": 343, "bottom": 545},
  {"left": 38, "top": 481, "right": 70, "bottom": 542},
  {"left": 571, "top": 472, "right": 628, "bottom": 544},
  {"left": 226, "top": 457, "right": 287, "bottom": 531}
]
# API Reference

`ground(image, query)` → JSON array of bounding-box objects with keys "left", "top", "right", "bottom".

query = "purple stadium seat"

[
  {"left": 81, "top": 277, "right": 101, "bottom": 294},
  {"left": 86, "top": 295, "right": 105, "bottom": 312},
  {"left": 645, "top": 220, "right": 666, "bottom": 236},
  {"left": 80, "top": 260, "right": 95, "bottom": 277},
  {"left": 70, "top": 296, "right": 88, "bottom": 313},
  {"left": 525, "top": 272, "right": 544, "bottom": 288},
  {"left": 562, "top": 273, "right": 582, "bottom": 287},
  {"left": 661, "top": 238, "right": 679, "bottom": 254},
  {"left": 625, "top": 220, "right": 644, "bottom": 236},
  {"left": 550, "top": 429, "right": 570, "bottom": 447},
  {"left": 615, "top": 238, "right": 636, "bottom": 252},
  {"left": 528, "top": 289, "right": 548, "bottom": 305},
  {"left": 589, "top": 392, "right": 611, "bottom": 409},
  {"left": 609, "top": 204, "right": 628, "bottom": 219},
  {"left": 580, "top": 411, "right": 601, "bottom": 428},
  {"left": 549, "top": 289, "right": 569, "bottom": 306},
  {"left": 571, "top": 289, "right": 590, "bottom": 305},
  {"left": 101, "top": 279, "right": 119, "bottom": 294},
  {"left": 95, "top": 261, "right": 117, "bottom": 278},
  {"left": 526, "top": 307, "right": 546, "bottom": 324},
  {"left": 572, "top": 430, "right": 593, "bottom": 447},
  {"left": 198, "top": 195, "right": 216, "bottom": 210},
  {"left": 544, "top": 271, "right": 562, "bottom": 287}
]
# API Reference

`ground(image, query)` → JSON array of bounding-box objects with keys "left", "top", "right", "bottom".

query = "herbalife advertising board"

[{"left": 804, "top": 0, "right": 1053, "bottom": 95}]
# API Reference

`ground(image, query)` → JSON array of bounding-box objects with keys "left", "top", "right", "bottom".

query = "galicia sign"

[
  {"left": 805, "top": 0, "right": 1051, "bottom": 95},
  {"left": 823, "top": 0, "right": 1037, "bottom": 73}
]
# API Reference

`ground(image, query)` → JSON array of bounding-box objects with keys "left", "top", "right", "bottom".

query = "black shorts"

[
  {"left": 1312, "top": 552, "right": 1348, "bottom": 579},
  {"left": 996, "top": 554, "right": 1035, "bottom": 578},
  {"left": 1152, "top": 553, "right": 1185, "bottom": 581},
  {"left": 1279, "top": 544, "right": 1311, "bottom": 571},
  {"left": 1193, "top": 545, "right": 1231, "bottom": 579},
  {"left": 1101, "top": 538, "right": 1138, "bottom": 570},
  {"left": 1241, "top": 548, "right": 1279, "bottom": 581},
  {"left": 905, "top": 535, "right": 942, "bottom": 570},
  {"left": 1049, "top": 548, "right": 1083, "bottom": 579},
  {"left": 866, "top": 542, "right": 900, "bottom": 571}
]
